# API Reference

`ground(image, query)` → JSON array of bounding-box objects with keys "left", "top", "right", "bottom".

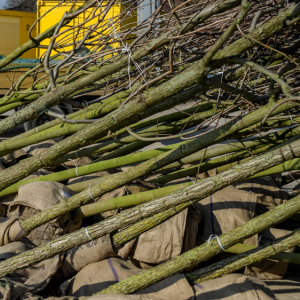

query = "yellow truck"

[
  {"left": 0, "top": 10, "right": 36, "bottom": 95},
  {"left": 0, "top": 1, "right": 137, "bottom": 59},
  {"left": 0, "top": 9, "right": 36, "bottom": 58},
  {"left": 36, "top": 1, "right": 136, "bottom": 58},
  {"left": 0, "top": 1, "right": 137, "bottom": 94},
  {"left": 0, "top": 1, "right": 137, "bottom": 130}
]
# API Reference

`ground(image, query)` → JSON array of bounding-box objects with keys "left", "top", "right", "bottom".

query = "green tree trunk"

[
  {"left": 97, "top": 195, "right": 300, "bottom": 294},
  {"left": 0, "top": 5, "right": 298, "bottom": 194},
  {"left": 0, "top": 0, "right": 244, "bottom": 134},
  {"left": 186, "top": 229, "right": 300, "bottom": 284},
  {"left": 19, "top": 137, "right": 300, "bottom": 236},
  {"left": 1, "top": 140, "right": 300, "bottom": 278}
]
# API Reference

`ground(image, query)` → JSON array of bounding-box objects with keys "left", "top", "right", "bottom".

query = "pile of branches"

[{"left": 1, "top": 0, "right": 300, "bottom": 294}]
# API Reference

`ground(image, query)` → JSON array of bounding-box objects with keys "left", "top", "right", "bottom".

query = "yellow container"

[
  {"left": 0, "top": 9, "right": 36, "bottom": 58},
  {"left": 36, "top": 1, "right": 137, "bottom": 58}
]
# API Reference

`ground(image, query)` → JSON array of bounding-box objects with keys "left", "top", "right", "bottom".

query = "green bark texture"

[
  {"left": 224, "top": 243, "right": 300, "bottom": 264},
  {"left": 71, "top": 106, "right": 225, "bottom": 158},
  {"left": 0, "top": 0, "right": 96, "bottom": 69},
  {"left": 0, "top": 0, "right": 244, "bottom": 134},
  {"left": 0, "top": 97, "right": 130, "bottom": 156},
  {"left": 1, "top": 140, "right": 300, "bottom": 278},
  {"left": 186, "top": 230, "right": 300, "bottom": 284},
  {"left": 0, "top": 5, "right": 298, "bottom": 195},
  {"left": 19, "top": 137, "right": 300, "bottom": 236},
  {"left": 150, "top": 142, "right": 286, "bottom": 186},
  {"left": 72, "top": 182, "right": 193, "bottom": 219},
  {"left": 156, "top": 126, "right": 300, "bottom": 172},
  {"left": 0, "top": 105, "right": 218, "bottom": 196},
  {"left": 97, "top": 195, "right": 300, "bottom": 295},
  {"left": 6, "top": 87, "right": 132, "bottom": 142}
]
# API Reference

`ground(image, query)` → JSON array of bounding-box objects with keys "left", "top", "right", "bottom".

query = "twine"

[
  {"left": 96, "top": 0, "right": 146, "bottom": 89},
  {"left": 68, "top": 159, "right": 78, "bottom": 176},
  {"left": 258, "top": 234, "right": 262, "bottom": 246},
  {"left": 187, "top": 176, "right": 196, "bottom": 184},
  {"left": 211, "top": 65, "right": 225, "bottom": 119},
  {"left": 288, "top": 110, "right": 294, "bottom": 125},
  {"left": 207, "top": 234, "right": 225, "bottom": 251},
  {"left": 88, "top": 183, "right": 95, "bottom": 201},
  {"left": 85, "top": 227, "right": 93, "bottom": 246}
]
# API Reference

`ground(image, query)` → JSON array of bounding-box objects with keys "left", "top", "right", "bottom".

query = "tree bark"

[
  {"left": 0, "top": 0, "right": 244, "bottom": 134},
  {"left": 19, "top": 137, "right": 300, "bottom": 235},
  {"left": 0, "top": 4, "right": 296, "bottom": 190},
  {"left": 186, "top": 229, "right": 300, "bottom": 284},
  {"left": 0, "top": 0, "right": 97, "bottom": 69},
  {"left": 97, "top": 194, "right": 300, "bottom": 294},
  {"left": 1, "top": 140, "right": 300, "bottom": 278}
]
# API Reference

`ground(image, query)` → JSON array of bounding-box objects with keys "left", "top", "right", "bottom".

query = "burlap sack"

[
  {"left": 292, "top": 182, "right": 300, "bottom": 195},
  {"left": 25, "top": 140, "right": 57, "bottom": 171},
  {"left": 245, "top": 228, "right": 296, "bottom": 280},
  {"left": 0, "top": 236, "right": 116, "bottom": 300},
  {"left": 22, "top": 274, "right": 194, "bottom": 300},
  {"left": 87, "top": 296, "right": 157, "bottom": 300},
  {"left": 0, "top": 204, "right": 6, "bottom": 217},
  {"left": 134, "top": 274, "right": 194, "bottom": 300},
  {"left": 26, "top": 140, "right": 56, "bottom": 157},
  {"left": 0, "top": 150, "right": 28, "bottom": 166},
  {"left": 197, "top": 185, "right": 258, "bottom": 246},
  {"left": 118, "top": 205, "right": 201, "bottom": 268},
  {"left": 197, "top": 168, "right": 218, "bottom": 180},
  {"left": 234, "top": 175, "right": 289, "bottom": 211},
  {"left": 0, "top": 240, "right": 64, "bottom": 300},
  {"left": 66, "top": 258, "right": 194, "bottom": 300},
  {"left": 0, "top": 255, "right": 64, "bottom": 300},
  {"left": 58, "top": 234, "right": 117, "bottom": 279},
  {"left": 263, "top": 279, "right": 300, "bottom": 299},
  {"left": 0, "top": 169, "right": 53, "bottom": 218},
  {"left": 66, "top": 258, "right": 143, "bottom": 297},
  {"left": 194, "top": 273, "right": 276, "bottom": 299},
  {"left": 7, "top": 182, "right": 81, "bottom": 246},
  {"left": 0, "top": 217, "right": 27, "bottom": 246},
  {"left": 0, "top": 193, "right": 16, "bottom": 218},
  {"left": 0, "top": 239, "right": 35, "bottom": 261}
]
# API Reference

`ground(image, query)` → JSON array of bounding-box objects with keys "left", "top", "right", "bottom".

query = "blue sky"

[{"left": 0, "top": 0, "right": 5, "bottom": 9}]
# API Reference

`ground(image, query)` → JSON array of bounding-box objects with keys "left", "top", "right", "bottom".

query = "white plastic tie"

[
  {"left": 225, "top": 155, "right": 228, "bottom": 164},
  {"left": 75, "top": 150, "right": 79, "bottom": 158},
  {"left": 85, "top": 227, "right": 93, "bottom": 246},
  {"left": 289, "top": 110, "right": 294, "bottom": 125},
  {"left": 96, "top": 0, "right": 146, "bottom": 90},
  {"left": 62, "top": 190, "right": 71, "bottom": 198},
  {"left": 122, "top": 44, "right": 133, "bottom": 89},
  {"left": 68, "top": 159, "right": 78, "bottom": 176},
  {"left": 36, "top": 127, "right": 39, "bottom": 133},
  {"left": 88, "top": 183, "right": 95, "bottom": 201},
  {"left": 121, "top": 43, "right": 147, "bottom": 89},
  {"left": 258, "top": 234, "right": 262, "bottom": 246},
  {"left": 211, "top": 65, "right": 225, "bottom": 120},
  {"left": 207, "top": 234, "right": 225, "bottom": 251},
  {"left": 187, "top": 176, "right": 196, "bottom": 184}
]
